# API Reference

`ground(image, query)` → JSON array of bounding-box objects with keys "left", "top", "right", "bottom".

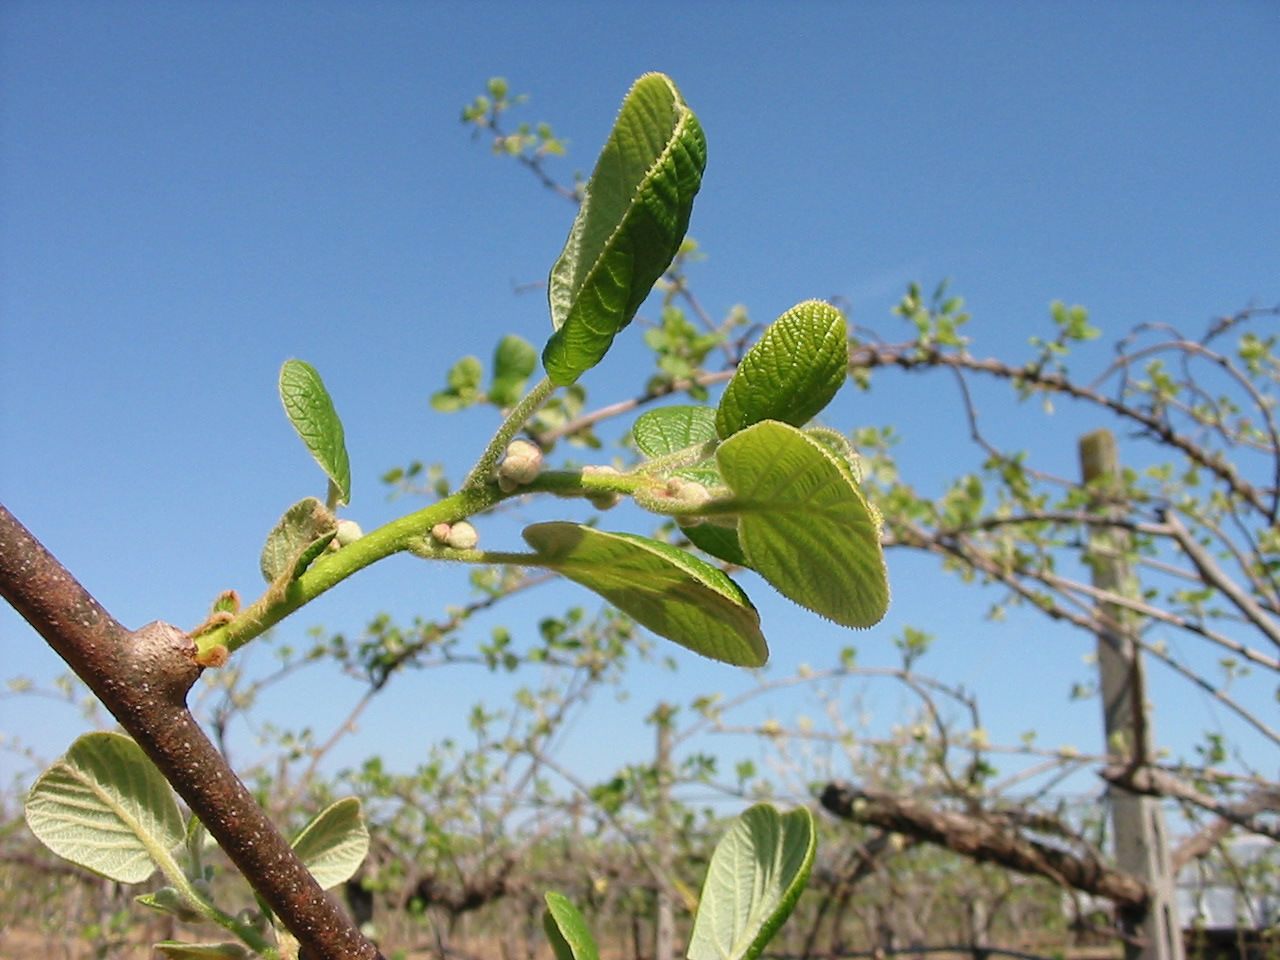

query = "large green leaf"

[
  {"left": 260, "top": 497, "right": 338, "bottom": 584},
  {"left": 279, "top": 359, "right": 351, "bottom": 505},
  {"left": 290, "top": 797, "right": 369, "bottom": 890},
  {"left": 544, "top": 73, "right": 706, "bottom": 385},
  {"left": 523, "top": 522, "right": 766, "bottom": 666},
  {"left": 25, "top": 732, "right": 184, "bottom": 884},
  {"left": 687, "top": 804, "right": 817, "bottom": 960},
  {"left": 715, "top": 421, "right": 888, "bottom": 628},
  {"left": 543, "top": 892, "right": 600, "bottom": 960},
  {"left": 716, "top": 301, "right": 848, "bottom": 438}
]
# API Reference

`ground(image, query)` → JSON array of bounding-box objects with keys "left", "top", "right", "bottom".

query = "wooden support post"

[
  {"left": 654, "top": 702, "right": 675, "bottom": 960},
  {"left": 1079, "top": 429, "right": 1184, "bottom": 960}
]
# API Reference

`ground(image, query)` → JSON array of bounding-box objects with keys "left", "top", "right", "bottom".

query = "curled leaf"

[
  {"left": 716, "top": 300, "right": 848, "bottom": 438},
  {"left": 260, "top": 497, "right": 338, "bottom": 584},
  {"left": 544, "top": 73, "right": 707, "bottom": 385},
  {"left": 523, "top": 522, "right": 766, "bottom": 666}
]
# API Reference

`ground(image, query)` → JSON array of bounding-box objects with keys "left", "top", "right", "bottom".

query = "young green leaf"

[
  {"left": 716, "top": 301, "right": 848, "bottom": 438},
  {"left": 432, "top": 355, "right": 484, "bottom": 411},
  {"left": 279, "top": 359, "right": 352, "bottom": 505},
  {"left": 715, "top": 421, "right": 889, "bottom": 628},
  {"left": 543, "top": 892, "right": 600, "bottom": 960},
  {"left": 260, "top": 497, "right": 338, "bottom": 584},
  {"left": 634, "top": 405, "right": 717, "bottom": 457},
  {"left": 687, "top": 804, "right": 817, "bottom": 960},
  {"left": 24, "top": 732, "right": 184, "bottom": 884},
  {"left": 523, "top": 522, "right": 766, "bottom": 666},
  {"left": 633, "top": 405, "right": 722, "bottom": 484},
  {"left": 490, "top": 334, "right": 538, "bottom": 407},
  {"left": 544, "top": 73, "right": 707, "bottom": 385},
  {"left": 290, "top": 797, "right": 369, "bottom": 890}
]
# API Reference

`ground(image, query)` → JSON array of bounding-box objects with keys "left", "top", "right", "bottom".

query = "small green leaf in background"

[
  {"left": 432, "top": 355, "right": 484, "bottom": 411},
  {"left": 24, "top": 732, "right": 184, "bottom": 884},
  {"left": 543, "top": 892, "right": 600, "bottom": 960},
  {"left": 290, "top": 797, "right": 369, "bottom": 890},
  {"left": 523, "top": 522, "right": 766, "bottom": 666},
  {"left": 260, "top": 497, "right": 338, "bottom": 584},
  {"left": 154, "top": 943, "right": 252, "bottom": 959},
  {"left": 716, "top": 300, "right": 848, "bottom": 438},
  {"left": 687, "top": 804, "right": 817, "bottom": 960},
  {"left": 716, "top": 421, "right": 888, "bottom": 628},
  {"left": 544, "top": 73, "right": 707, "bottom": 386},
  {"left": 489, "top": 334, "right": 538, "bottom": 407},
  {"left": 279, "top": 359, "right": 352, "bottom": 505}
]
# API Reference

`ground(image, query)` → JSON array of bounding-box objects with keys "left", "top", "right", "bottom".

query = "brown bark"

[
  {"left": 0, "top": 501, "right": 382, "bottom": 960},
  {"left": 820, "top": 782, "right": 1149, "bottom": 910}
]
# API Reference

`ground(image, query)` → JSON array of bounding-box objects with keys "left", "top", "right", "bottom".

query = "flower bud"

[
  {"left": 446, "top": 521, "right": 479, "bottom": 550},
  {"left": 664, "top": 477, "right": 711, "bottom": 508},
  {"left": 335, "top": 519, "right": 363, "bottom": 546},
  {"left": 431, "top": 522, "right": 453, "bottom": 543},
  {"left": 497, "top": 439, "right": 543, "bottom": 492}
]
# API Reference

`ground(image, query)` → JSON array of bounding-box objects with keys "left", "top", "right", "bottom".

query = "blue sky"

[{"left": 2, "top": 3, "right": 1277, "bottom": 804}]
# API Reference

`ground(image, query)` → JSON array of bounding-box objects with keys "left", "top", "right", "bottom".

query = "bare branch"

[{"left": 820, "top": 782, "right": 1150, "bottom": 910}]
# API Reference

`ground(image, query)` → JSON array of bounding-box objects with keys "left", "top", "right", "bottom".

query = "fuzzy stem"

[
  {"left": 462, "top": 376, "right": 557, "bottom": 490},
  {"left": 198, "top": 484, "right": 506, "bottom": 656}
]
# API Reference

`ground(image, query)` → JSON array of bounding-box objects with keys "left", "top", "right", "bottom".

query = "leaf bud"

[
  {"left": 195, "top": 645, "right": 230, "bottom": 669},
  {"left": 235, "top": 907, "right": 269, "bottom": 934},
  {"left": 497, "top": 438, "right": 543, "bottom": 492},
  {"left": 446, "top": 521, "right": 479, "bottom": 550},
  {"left": 137, "top": 886, "right": 204, "bottom": 924}
]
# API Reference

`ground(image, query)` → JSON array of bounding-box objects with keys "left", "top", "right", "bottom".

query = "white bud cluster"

[
  {"left": 662, "top": 477, "right": 711, "bottom": 508},
  {"left": 496, "top": 439, "right": 543, "bottom": 492},
  {"left": 432, "top": 521, "right": 478, "bottom": 550}
]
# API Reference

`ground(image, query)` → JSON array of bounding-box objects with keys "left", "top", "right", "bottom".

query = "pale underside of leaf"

[
  {"left": 687, "top": 804, "right": 817, "bottom": 960},
  {"left": 24, "top": 732, "right": 184, "bottom": 884},
  {"left": 290, "top": 796, "right": 369, "bottom": 890}
]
